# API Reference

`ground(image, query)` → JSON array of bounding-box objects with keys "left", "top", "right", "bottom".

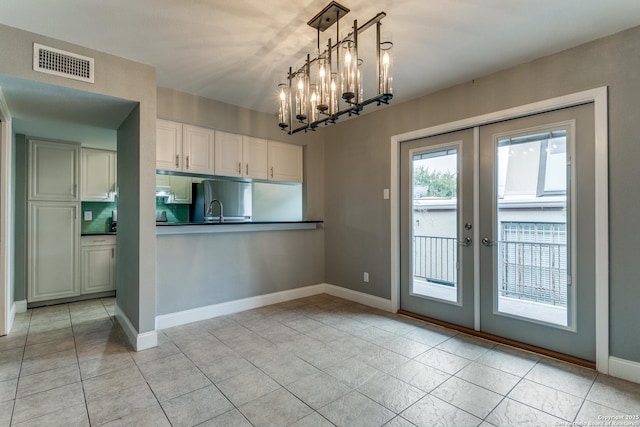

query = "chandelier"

[{"left": 277, "top": 1, "right": 393, "bottom": 134}]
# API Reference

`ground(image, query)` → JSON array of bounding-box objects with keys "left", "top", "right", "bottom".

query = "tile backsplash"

[
  {"left": 156, "top": 198, "right": 189, "bottom": 223},
  {"left": 81, "top": 198, "right": 190, "bottom": 233},
  {"left": 81, "top": 201, "right": 117, "bottom": 233}
]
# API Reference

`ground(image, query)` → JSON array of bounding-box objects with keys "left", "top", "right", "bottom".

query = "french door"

[{"left": 400, "top": 104, "right": 596, "bottom": 361}]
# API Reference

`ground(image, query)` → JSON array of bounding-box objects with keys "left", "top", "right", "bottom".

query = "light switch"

[
  {"left": 84, "top": 211, "right": 92, "bottom": 221},
  {"left": 383, "top": 189, "right": 390, "bottom": 199}
]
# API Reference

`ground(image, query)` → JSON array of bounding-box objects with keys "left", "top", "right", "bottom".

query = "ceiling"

[{"left": 1, "top": 0, "right": 640, "bottom": 124}]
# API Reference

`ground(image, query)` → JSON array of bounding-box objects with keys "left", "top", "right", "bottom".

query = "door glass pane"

[
  {"left": 411, "top": 147, "right": 458, "bottom": 303},
  {"left": 496, "top": 130, "right": 569, "bottom": 326}
]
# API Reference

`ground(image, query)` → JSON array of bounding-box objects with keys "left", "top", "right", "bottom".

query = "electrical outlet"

[
  {"left": 383, "top": 188, "right": 390, "bottom": 199},
  {"left": 83, "top": 211, "right": 92, "bottom": 221},
  {"left": 363, "top": 272, "right": 369, "bottom": 283}
]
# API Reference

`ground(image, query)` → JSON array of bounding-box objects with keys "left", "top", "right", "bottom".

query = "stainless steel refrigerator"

[{"left": 190, "top": 180, "right": 252, "bottom": 222}]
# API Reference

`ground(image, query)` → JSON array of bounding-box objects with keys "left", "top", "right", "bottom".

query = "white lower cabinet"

[
  {"left": 81, "top": 235, "right": 116, "bottom": 294},
  {"left": 28, "top": 201, "right": 80, "bottom": 302}
]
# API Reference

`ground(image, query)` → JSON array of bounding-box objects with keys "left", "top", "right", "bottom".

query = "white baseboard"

[
  {"left": 6, "top": 300, "right": 27, "bottom": 335},
  {"left": 609, "top": 356, "right": 640, "bottom": 384},
  {"left": 156, "top": 284, "right": 326, "bottom": 330},
  {"left": 115, "top": 303, "right": 157, "bottom": 351},
  {"left": 324, "top": 283, "right": 394, "bottom": 312},
  {"left": 14, "top": 300, "right": 27, "bottom": 313}
]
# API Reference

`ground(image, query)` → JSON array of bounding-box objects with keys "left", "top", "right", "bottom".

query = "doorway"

[{"left": 395, "top": 93, "right": 607, "bottom": 364}]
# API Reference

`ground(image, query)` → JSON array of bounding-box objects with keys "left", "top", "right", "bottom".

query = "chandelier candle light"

[{"left": 277, "top": 1, "right": 393, "bottom": 134}]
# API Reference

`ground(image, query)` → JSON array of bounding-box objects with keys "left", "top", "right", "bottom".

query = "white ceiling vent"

[{"left": 33, "top": 43, "right": 94, "bottom": 83}]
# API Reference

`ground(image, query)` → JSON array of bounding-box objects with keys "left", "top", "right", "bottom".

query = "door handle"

[
  {"left": 458, "top": 237, "right": 472, "bottom": 246},
  {"left": 481, "top": 237, "right": 497, "bottom": 246}
]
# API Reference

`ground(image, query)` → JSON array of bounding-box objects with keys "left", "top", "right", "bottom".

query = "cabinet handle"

[
  {"left": 238, "top": 162, "right": 241, "bottom": 174},
  {"left": 246, "top": 163, "right": 249, "bottom": 175},
  {"left": 73, "top": 184, "right": 77, "bottom": 198},
  {"left": 186, "top": 156, "right": 190, "bottom": 169},
  {"left": 93, "top": 239, "right": 106, "bottom": 242},
  {"left": 111, "top": 248, "right": 115, "bottom": 258},
  {"left": 175, "top": 155, "right": 180, "bottom": 168},
  {"left": 270, "top": 166, "right": 274, "bottom": 178}
]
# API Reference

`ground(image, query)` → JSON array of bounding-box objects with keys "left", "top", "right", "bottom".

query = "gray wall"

[
  {"left": 0, "top": 23, "right": 157, "bottom": 336},
  {"left": 155, "top": 88, "right": 326, "bottom": 315},
  {"left": 12, "top": 134, "right": 26, "bottom": 302},
  {"left": 156, "top": 229, "right": 324, "bottom": 315},
  {"left": 324, "top": 26, "right": 640, "bottom": 363}
]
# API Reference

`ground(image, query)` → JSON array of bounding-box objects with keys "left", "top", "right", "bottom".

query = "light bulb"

[
  {"left": 279, "top": 89, "right": 286, "bottom": 101},
  {"left": 345, "top": 51, "right": 351, "bottom": 64},
  {"left": 383, "top": 51, "right": 389, "bottom": 65}
]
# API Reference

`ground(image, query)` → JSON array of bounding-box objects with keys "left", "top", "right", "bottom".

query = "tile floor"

[{"left": 1, "top": 294, "right": 639, "bottom": 426}]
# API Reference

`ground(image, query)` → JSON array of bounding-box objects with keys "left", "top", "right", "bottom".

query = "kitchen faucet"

[{"left": 206, "top": 199, "right": 224, "bottom": 223}]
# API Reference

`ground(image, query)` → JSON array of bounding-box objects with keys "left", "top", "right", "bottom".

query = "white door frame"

[
  {"left": 390, "top": 87, "right": 609, "bottom": 373},
  {"left": 0, "top": 88, "right": 13, "bottom": 336}
]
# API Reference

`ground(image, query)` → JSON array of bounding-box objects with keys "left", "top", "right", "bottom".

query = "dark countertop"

[
  {"left": 156, "top": 220, "right": 323, "bottom": 226},
  {"left": 81, "top": 232, "right": 117, "bottom": 236}
]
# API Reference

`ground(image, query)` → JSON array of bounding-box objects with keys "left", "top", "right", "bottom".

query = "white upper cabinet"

[
  {"left": 268, "top": 141, "right": 303, "bottom": 183},
  {"left": 81, "top": 148, "right": 116, "bottom": 202},
  {"left": 159, "top": 119, "right": 303, "bottom": 183},
  {"left": 29, "top": 139, "right": 80, "bottom": 201},
  {"left": 243, "top": 136, "right": 268, "bottom": 180},
  {"left": 156, "top": 119, "right": 183, "bottom": 172},
  {"left": 183, "top": 124, "right": 215, "bottom": 175},
  {"left": 214, "top": 130, "right": 243, "bottom": 177},
  {"left": 156, "top": 174, "right": 192, "bottom": 204},
  {"left": 214, "top": 131, "right": 269, "bottom": 180}
]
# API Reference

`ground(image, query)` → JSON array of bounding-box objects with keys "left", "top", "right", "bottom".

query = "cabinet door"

[
  {"left": 243, "top": 136, "right": 268, "bottom": 179},
  {"left": 268, "top": 141, "right": 303, "bottom": 183},
  {"left": 214, "top": 130, "right": 243, "bottom": 177},
  {"left": 81, "top": 148, "right": 116, "bottom": 201},
  {"left": 183, "top": 125, "right": 215, "bottom": 175},
  {"left": 28, "top": 201, "right": 80, "bottom": 302},
  {"left": 157, "top": 119, "right": 183, "bottom": 172},
  {"left": 81, "top": 244, "right": 115, "bottom": 294},
  {"left": 29, "top": 139, "right": 80, "bottom": 201},
  {"left": 167, "top": 175, "right": 192, "bottom": 204}
]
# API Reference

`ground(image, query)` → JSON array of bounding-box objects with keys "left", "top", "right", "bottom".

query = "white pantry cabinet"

[
  {"left": 81, "top": 148, "right": 117, "bottom": 202},
  {"left": 214, "top": 131, "right": 268, "bottom": 179},
  {"left": 29, "top": 139, "right": 80, "bottom": 201},
  {"left": 81, "top": 235, "right": 116, "bottom": 294},
  {"left": 156, "top": 119, "right": 215, "bottom": 174},
  {"left": 268, "top": 141, "right": 303, "bottom": 183},
  {"left": 28, "top": 201, "right": 80, "bottom": 302}
]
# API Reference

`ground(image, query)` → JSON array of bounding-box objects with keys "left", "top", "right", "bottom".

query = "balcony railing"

[
  {"left": 413, "top": 235, "right": 567, "bottom": 306},
  {"left": 413, "top": 236, "right": 457, "bottom": 286},
  {"left": 498, "top": 240, "right": 567, "bottom": 306}
]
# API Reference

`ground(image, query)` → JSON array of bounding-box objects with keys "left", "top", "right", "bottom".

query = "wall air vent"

[{"left": 33, "top": 43, "right": 94, "bottom": 83}]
